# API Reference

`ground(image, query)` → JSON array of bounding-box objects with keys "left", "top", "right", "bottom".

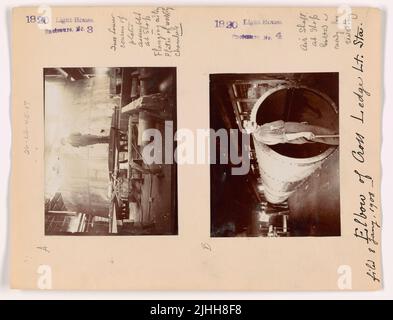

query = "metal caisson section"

[{"left": 250, "top": 85, "right": 337, "bottom": 204}]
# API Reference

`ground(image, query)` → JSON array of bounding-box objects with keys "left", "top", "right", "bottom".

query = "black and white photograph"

[
  {"left": 210, "top": 72, "right": 340, "bottom": 237},
  {"left": 44, "top": 67, "right": 177, "bottom": 235}
]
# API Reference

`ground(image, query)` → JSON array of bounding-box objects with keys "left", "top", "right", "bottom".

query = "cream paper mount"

[{"left": 11, "top": 6, "right": 382, "bottom": 290}]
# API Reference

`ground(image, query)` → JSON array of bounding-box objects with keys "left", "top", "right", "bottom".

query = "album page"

[{"left": 11, "top": 6, "right": 382, "bottom": 290}]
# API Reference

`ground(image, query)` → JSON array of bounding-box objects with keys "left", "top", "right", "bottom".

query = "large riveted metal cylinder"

[{"left": 250, "top": 84, "right": 338, "bottom": 204}]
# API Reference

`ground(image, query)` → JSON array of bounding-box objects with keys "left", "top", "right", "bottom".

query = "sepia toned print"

[
  {"left": 44, "top": 67, "right": 177, "bottom": 235},
  {"left": 11, "top": 6, "right": 382, "bottom": 291},
  {"left": 210, "top": 73, "right": 340, "bottom": 237}
]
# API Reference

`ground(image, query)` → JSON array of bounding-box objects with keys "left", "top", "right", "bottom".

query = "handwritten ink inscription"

[
  {"left": 296, "top": 11, "right": 358, "bottom": 51},
  {"left": 349, "top": 21, "right": 381, "bottom": 284},
  {"left": 108, "top": 7, "right": 182, "bottom": 57}
]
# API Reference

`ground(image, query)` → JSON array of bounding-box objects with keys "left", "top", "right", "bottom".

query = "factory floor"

[
  {"left": 139, "top": 163, "right": 176, "bottom": 234},
  {"left": 121, "top": 94, "right": 177, "bottom": 235}
]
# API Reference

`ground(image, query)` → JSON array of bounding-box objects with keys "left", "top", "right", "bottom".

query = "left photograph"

[{"left": 44, "top": 67, "right": 177, "bottom": 235}]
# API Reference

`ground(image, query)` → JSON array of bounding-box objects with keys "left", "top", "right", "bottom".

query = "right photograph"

[{"left": 210, "top": 72, "right": 340, "bottom": 237}]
